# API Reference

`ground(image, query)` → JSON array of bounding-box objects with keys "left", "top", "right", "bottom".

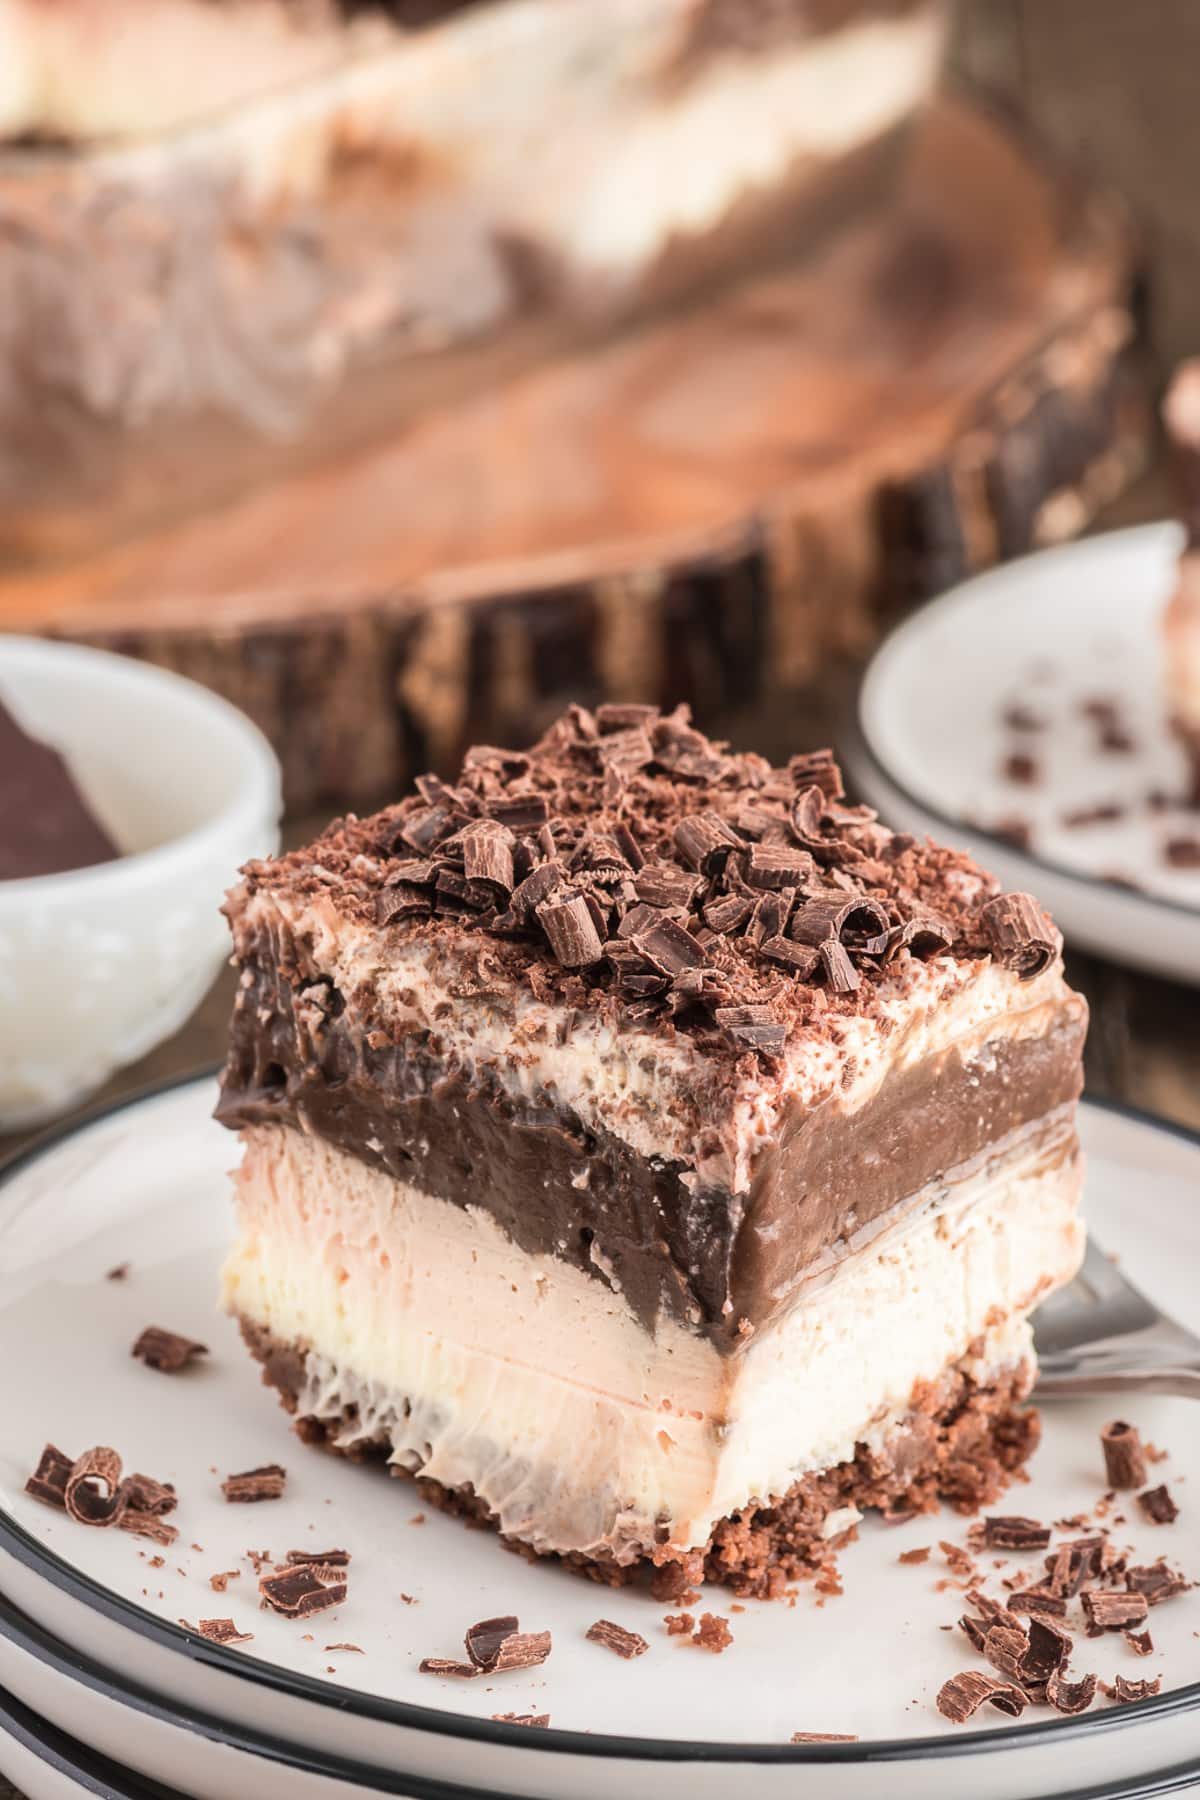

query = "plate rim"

[
  {"left": 3, "top": 1070, "right": 1200, "bottom": 1768},
  {"left": 4, "top": 1586, "right": 1200, "bottom": 1800},
  {"left": 852, "top": 519, "right": 1200, "bottom": 928}
]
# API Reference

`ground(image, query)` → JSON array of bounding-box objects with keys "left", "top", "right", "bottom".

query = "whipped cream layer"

[{"left": 223, "top": 1118, "right": 1083, "bottom": 1563}]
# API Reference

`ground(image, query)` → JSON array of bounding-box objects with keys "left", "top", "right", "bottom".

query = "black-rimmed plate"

[
  {"left": 845, "top": 522, "right": 1200, "bottom": 985},
  {"left": 2, "top": 1077, "right": 1200, "bottom": 1798}
]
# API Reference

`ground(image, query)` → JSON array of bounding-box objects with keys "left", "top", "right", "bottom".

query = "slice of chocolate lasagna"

[{"left": 217, "top": 706, "right": 1086, "bottom": 1598}]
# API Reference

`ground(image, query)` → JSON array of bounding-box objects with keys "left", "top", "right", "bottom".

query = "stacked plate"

[
  {"left": 2, "top": 1077, "right": 1200, "bottom": 1799},
  {"left": 845, "top": 523, "right": 1200, "bottom": 986}
]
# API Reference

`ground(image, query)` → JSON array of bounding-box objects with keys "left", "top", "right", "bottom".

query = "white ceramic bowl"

[{"left": 0, "top": 638, "right": 280, "bottom": 1129}]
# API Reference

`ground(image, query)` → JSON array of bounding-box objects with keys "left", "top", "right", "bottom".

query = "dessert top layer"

[{"left": 235, "top": 703, "right": 1061, "bottom": 1069}]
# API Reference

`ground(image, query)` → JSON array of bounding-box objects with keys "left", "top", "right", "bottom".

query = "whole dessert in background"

[
  {"left": 0, "top": 696, "right": 118, "bottom": 879},
  {"left": 1163, "top": 360, "right": 1200, "bottom": 802},
  {"left": 0, "top": 0, "right": 946, "bottom": 557},
  {"left": 218, "top": 705, "right": 1087, "bottom": 1599}
]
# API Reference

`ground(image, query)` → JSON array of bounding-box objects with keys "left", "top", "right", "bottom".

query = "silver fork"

[{"left": 1033, "top": 1239, "right": 1200, "bottom": 1400}]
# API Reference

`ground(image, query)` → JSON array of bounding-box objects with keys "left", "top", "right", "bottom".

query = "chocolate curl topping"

[
  {"left": 537, "top": 894, "right": 603, "bottom": 967},
  {"left": 459, "top": 820, "right": 515, "bottom": 894},
  {"left": 788, "top": 895, "right": 889, "bottom": 952},
  {"left": 788, "top": 749, "right": 845, "bottom": 801},
  {"left": 673, "top": 810, "right": 741, "bottom": 875},
  {"left": 980, "top": 891, "right": 1061, "bottom": 980},
  {"left": 1101, "top": 1420, "right": 1148, "bottom": 1491},
  {"left": 65, "top": 1447, "right": 125, "bottom": 1526}
]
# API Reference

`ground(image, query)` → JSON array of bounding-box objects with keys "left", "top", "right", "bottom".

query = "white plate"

[
  {"left": 846, "top": 523, "right": 1200, "bottom": 984},
  {"left": 2, "top": 1079, "right": 1200, "bottom": 1800}
]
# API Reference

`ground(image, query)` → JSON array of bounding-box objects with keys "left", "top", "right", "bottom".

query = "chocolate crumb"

[
  {"left": 1102, "top": 1675, "right": 1162, "bottom": 1705},
  {"left": 1101, "top": 1421, "right": 1148, "bottom": 1490},
  {"left": 586, "top": 1619, "right": 649, "bottom": 1659},
  {"left": 899, "top": 1546, "right": 932, "bottom": 1565},
  {"left": 1125, "top": 1630, "right": 1154, "bottom": 1657},
  {"left": 693, "top": 1613, "right": 733, "bottom": 1653},
  {"left": 223, "top": 1465, "right": 287, "bottom": 1503},
  {"left": 105, "top": 1263, "right": 130, "bottom": 1281},
  {"left": 1002, "top": 705, "right": 1045, "bottom": 733},
  {"left": 259, "top": 1565, "right": 346, "bottom": 1619},
  {"left": 1002, "top": 752, "right": 1039, "bottom": 786},
  {"left": 1165, "top": 836, "right": 1200, "bottom": 868},
  {"left": 790, "top": 1732, "right": 859, "bottom": 1743},
  {"left": 664, "top": 1613, "right": 695, "bottom": 1636},
  {"left": 1062, "top": 802, "right": 1126, "bottom": 829},
  {"left": 992, "top": 816, "right": 1032, "bottom": 852},
  {"left": 1138, "top": 1484, "right": 1179, "bottom": 1525},
  {"left": 419, "top": 1658, "right": 479, "bottom": 1678},
  {"left": 492, "top": 1713, "right": 550, "bottom": 1727},
  {"left": 196, "top": 1618, "right": 252, "bottom": 1645},
  {"left": 937, "top": 1670, "right": 1026, "bottom": 1722},
  {"left": 1046, "top": 1668, "right": 1097, "bottom": 1715},
  {"left": 131, "top": 1326, "right": 208, "bottom": 1373},
  {"left": 209, "top": 1571, "right": 240, "bottom": 1593},
  {"left": 324, "top": 1642, "right": 363, "bottom": 1653}
]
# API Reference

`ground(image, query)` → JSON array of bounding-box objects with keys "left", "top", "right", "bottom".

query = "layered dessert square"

[{"left": 218, "top": 706, "right": 1086, "bottom": 1597}]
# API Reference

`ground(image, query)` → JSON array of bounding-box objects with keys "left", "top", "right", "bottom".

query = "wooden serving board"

[{"left": 0, "top": 100, "right": 1147, "bottom": 809}]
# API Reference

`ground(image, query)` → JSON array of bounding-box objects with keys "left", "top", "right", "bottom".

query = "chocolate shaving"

[
  {"left": 465, "top": 1614, "right": 520, "bottom": 1669},
  {"left": 673, "top": 811, "right": 741, "bottom": 874},
  {"left": 980, "top": 892, "right": 1061, "bottom": 980},
  {"left": 1126, "top": 1562, "right": 1189, "bottom": 1606},
  {"left": 259, "top": 1565, "right": 347, "bottom": 1618},
  {"left": 492, "top": 1712, "right": 550, "bottom": 1727},
  {"left": 790, "top": 1732, "right": 859, "bottom": 1743},
  {"left": 1045, "top": 1538, "right": 1105, "bottom": 1597},
  {"left": 936, "top": 1670, "right": 1027, "bottom": 1722},
  {"left": 121, "top": 1472, "right": 177, "bottom": 1516},
  {"left": 1165, "top": 835, "right": 1200, "bottom": 868},
  {"left": 509, "top": 859, "right": 566, "bottom": 920},
  {"left": 980, "top": 1624, "right": 1030, "bottom": 1684},
  {"left": 131, "top": 1326, "right": 209, "bottom": 1373},
  {"left": 818, "top": 939, "right": 859, "bottom": 993},
  {"left": 597, "top": 703, "right": 659, "bottom": 733},
  {"left": 222, "top": 1464, "right": 287, "bottom": 1503},
  {"left": 459, "top": 820, "right": 515, "bottom": 894},
  {"left": 285, "top": 1548, "right": 350, "bottom": 1567},
  {"left": 632, "top": 915, "right": 704, "bottom": 976},
  {"left": 1045, "top": 1669, "right": 1097, "bottom": 1715},
  {"left": 1008, "top": 1589, "right": 1067, "bottom": 1618},
  {"left": 1138, "top": 1484, "right": 1179, "bottom": 1525},
  {"left": 24, "top": 1443, "right": 73, "bottom": 1511},
  {"left": 119, "top": 1510, "right": 178, "bottom": 1546},
  {"left": 197, "top": 1618, "right": 253, "bottom": 1644},
  {"left": 1002, "top": 752, "right": 1039, "bottom": 786},
  {"left": 1101, "top": 1421, "right": 1148, "bottom": 1490},
  {"left": 1102, "top": 1675, "right": 1161, "bottom": 1705},
  {"left": 1022, "top": 1615, "right": 1074, "bottom": 1685},
  {"left": 419, "top": 1658, "right": 479, "bottom": 1678},
  {"left": 787, "top": 750, "right": 845, "bottom": 800},
  {"left": 886, "top": 913, "right": 954, "bottom": 961},
  {"left": 743, "top": 844, "right": 815, "bottom": 890},
  {"left": 65, "top": 1447, "right": 125, "bottom": 1526},
  {"left": 760, "top": 936, "right": 821, "bottom": 975},
  {"left": 1125, "top": 1630, "right": 1154, "bottom": 1657},
  {"left": 1082, "top": 1591, "right": 1149, "bottom": 1637},
  {"left": 537, "top": 893, "right": 603, "bottom": 967},
  {"left": 484, "top": 793, "right": 549, "bottom": 832},
  {"left": 703, "top": 893, "right": 755, "bottom": 934},
  {"left": 586, "top": 1619, "right": 649, "bottom": 1659},
  {"left": 633, "top": 865, "right": 700, "bottom": 909},
  {"left": 976, "top": 1516, "right": 1051, "bottom": 1551},
  {"left": 713, "top": 1003, "right": 786, "bottom": 1055},
  {"left": 491, "top": 1629, "right": 552, "bottom": 1673}
]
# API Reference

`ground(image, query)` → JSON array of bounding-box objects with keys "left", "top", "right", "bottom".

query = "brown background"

[
  {"left": 4, "top": 6, "right": 1200, "bottom": 1793},
  {"left": 951, "top": 0, "right": 1200, "bottom": 377}
]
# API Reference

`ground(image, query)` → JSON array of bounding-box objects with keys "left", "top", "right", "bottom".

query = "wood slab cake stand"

[{"left": 0, "top": 100, "right": 1146, "bottom": 810}]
